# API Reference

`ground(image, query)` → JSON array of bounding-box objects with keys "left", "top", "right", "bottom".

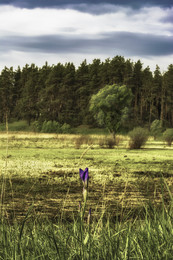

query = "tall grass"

[
  {"left": 0, "top": 128, "right": 173, "bottom": 259},
  {"left": 0, "top": 178, "right": 173, "bottom": 259},
  {"left": 0, "top": 114, "right": 9, "bottom": 219}
]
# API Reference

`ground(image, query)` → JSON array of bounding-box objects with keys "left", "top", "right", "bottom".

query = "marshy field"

[{"left": 0, "top": 132, "right": 173, "bottom": 259}]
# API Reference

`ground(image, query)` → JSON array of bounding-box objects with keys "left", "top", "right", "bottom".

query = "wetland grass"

[
  {"left": 0, "top": 181, "right": 173, "bottom": 259},
  {"left": 0, "top": 132, "right": 173, "bottom": 259}
]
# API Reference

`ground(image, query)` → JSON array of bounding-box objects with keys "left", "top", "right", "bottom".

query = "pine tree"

[
  {"left": 39, "top": 63, "right": 65, "bottom": 122},
  {"left": 131, "top": 60, "right": 143, "bottom": 124},
  {"left": 163, "top": 64, "right": 173, "bottom": 127},
  {"left": 76, "top": 60, "right": 91, "bottom": 124},
  {"left": 59, "top": 62, "right": 76, "bottom": 125},
  {"left": 153, "top": 65, "right": 162, "bottom": 121},
  {"left": 18, "top": 64, "right": 39, "bottom": 125},
  {"left": 141, "top": 66, "right": 153, "bottom": 125},
  {"left": 0, "top": 66, "right": 15, "bottom": 122}
]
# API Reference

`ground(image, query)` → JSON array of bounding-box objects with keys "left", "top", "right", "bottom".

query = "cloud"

[
  {"left": 0, "top": 2, "right": 173, "bottom": 71},
  {"left": 1, "top": 32, "right": 173, "bottom": 57},
  {"left": 0, "top": 0, "right": 173, "bottom": 13},
  {"left": 160, "top": 8, "right": 173, "bottom": 24},
  {"left": 0, "top": 5, "right": 171, "bottom": 38}
]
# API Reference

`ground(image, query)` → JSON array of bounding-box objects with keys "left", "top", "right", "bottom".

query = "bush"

[
  {"left": 128, "top": 127, "right": 149, "bottom": 149},
  {"left": 105, "top": 137, "right": 116, "bottom": 149},
  {"left": 150, "top": 120, "right": 163, "bottom": 139},
  {"left": 41, "top": 121, "right": 61, "bottom": 133},
  {"left": 74, "top": 135, "right": 85, "bottom": 149},
  {"left": 61, "top": 123, "right": 71, "bottom": 134},
  {"left": 163, "top": 128, "right": 173, "bottom": 146},
  {"left": 98, "top": 135, "right": 120, "bottom": 149},
  {"left": 31, "top": 121, "right": 42, "bottom": 132},
  {"left": 98, "top": 138, "right": 105, "bottom": 148},
  {"left": 74, "top": 135, "right": 93, "bottom": 149}
]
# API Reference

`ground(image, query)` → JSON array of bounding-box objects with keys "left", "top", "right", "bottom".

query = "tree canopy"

[{"left": 89, "top": 84, "right": 132, "bottom": 135}]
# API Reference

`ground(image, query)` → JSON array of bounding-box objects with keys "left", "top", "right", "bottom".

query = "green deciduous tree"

[{"left": 89, "top": 84, "right": 133, "bottom": 137}]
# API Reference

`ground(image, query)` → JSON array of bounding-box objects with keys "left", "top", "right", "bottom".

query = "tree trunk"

[
  {"left": 149, "top": 101, "right": 153, "bottom": 127},
  {"left": 160, "top": 86, "right": 165, "bottom": 127}
]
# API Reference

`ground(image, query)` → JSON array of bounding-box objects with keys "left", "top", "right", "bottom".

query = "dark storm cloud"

[
  {"left": 0, "top": 0, "right": 173, "bottom": 11},
  {"left": 1, "top": 32, "right": 173, "bottom": 57}
]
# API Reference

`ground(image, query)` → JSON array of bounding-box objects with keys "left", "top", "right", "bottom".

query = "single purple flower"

[{"left": 79, "top": 168, "right": 89, "bottom": 187}]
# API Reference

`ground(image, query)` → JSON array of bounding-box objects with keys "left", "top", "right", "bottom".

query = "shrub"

[
  {"left": 98, "top": 135, "right": 120, "bottom": 149},
  {"left": 74, "top": 135, "right": 92, "bottom": 149},
  {"left": 163, "top": 128, "right": 173, "bottom": 146},
  {"left": 61, "top": 123, "right": 71, "bottom": 134},
  {"left": 105, "top": 137, "right": 116, "bottom": 149},
  {"left": 98, "top": 137, "right": 105, "bottom": 148},
  {"left": 74, "top": 135, "right": 84, "bottom": 149},
  {"left": 150, "top": 120, "right": 163, "bottom": 139},
  {"left": 31, "top": 121, "right": 42, "bottom": 132},
  {"left": 128, "top": 127, "right": 149, "bottom": 149},
  {"left": 41, "top": 121, "right": 61, "bottom": 133}
]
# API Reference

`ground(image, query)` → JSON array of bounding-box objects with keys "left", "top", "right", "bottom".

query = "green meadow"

[{"left": 0, "top": 132, "right": 173, "bottom": 259}]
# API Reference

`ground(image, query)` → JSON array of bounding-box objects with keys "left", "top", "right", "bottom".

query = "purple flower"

[{"left": 79, "top": 168, "right": 89, "bottom": 187}]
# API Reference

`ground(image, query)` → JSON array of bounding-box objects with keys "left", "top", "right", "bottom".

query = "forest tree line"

[{"left": 0, "top": 56, "right": 173, "bottom": 131}]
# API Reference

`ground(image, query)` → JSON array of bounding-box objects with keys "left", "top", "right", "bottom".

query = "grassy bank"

[
  {"left": 1, "top": 196, "right": 173, "bottom": 259},
  {"left": 0, "top": 132, "right": 173, "bottom": 259}
]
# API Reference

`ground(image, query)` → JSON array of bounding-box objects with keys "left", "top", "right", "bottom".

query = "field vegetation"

[
  {"left": 1, "top": 53, "right": 173, "bottom": 259},
  {"left": 0, "top": 130, "right": 173, "bottom": 259}
]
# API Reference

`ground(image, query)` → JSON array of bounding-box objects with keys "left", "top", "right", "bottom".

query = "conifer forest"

[{"left": 0, "top": 56, "right": 173, "bottom": 130}]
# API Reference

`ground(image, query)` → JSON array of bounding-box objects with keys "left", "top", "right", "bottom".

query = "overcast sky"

[{"left": 0, "top": 0, "right": 173, "bottom": 72}]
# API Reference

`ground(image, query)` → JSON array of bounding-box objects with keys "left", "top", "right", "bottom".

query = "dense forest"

[{"left": 0, "top": 56, "right": 173, "bottom": 131}]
